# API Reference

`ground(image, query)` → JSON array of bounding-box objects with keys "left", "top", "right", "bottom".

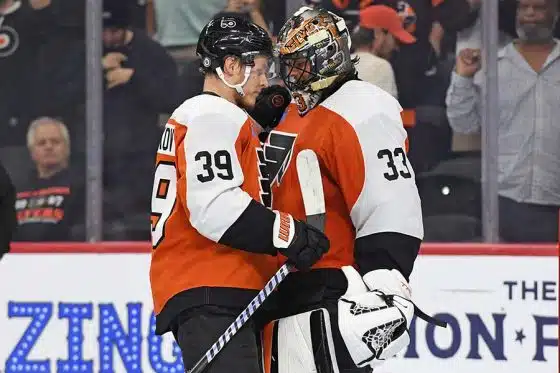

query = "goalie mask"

[{"left": 275, "top": 7, "right": 354, "bottom": 115}]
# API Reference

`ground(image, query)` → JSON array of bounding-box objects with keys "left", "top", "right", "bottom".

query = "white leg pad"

[{"left": 272, "top": 308, "right": 340, "bottom": 373}]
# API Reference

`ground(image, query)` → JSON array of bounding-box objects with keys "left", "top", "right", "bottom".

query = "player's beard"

[
  {"left": 238, "top": 91, "right": 258, "bottom": 112},
  {"left": 516, "top": 17, "right": 557, "bottom": 44}
]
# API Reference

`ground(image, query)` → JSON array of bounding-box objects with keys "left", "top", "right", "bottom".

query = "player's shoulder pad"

[
  {"left": 170, "top": 94, "right": 249, "bottom": 130},
  {"left": 320, "top": 80, "right": 403, "bottom": 131}
]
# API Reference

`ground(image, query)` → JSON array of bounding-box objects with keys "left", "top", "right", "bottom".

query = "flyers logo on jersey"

[
  {"left": 263, "top": 131, "right": 297, "bottom": 185},
  {"left": 255, "top": 146, "right": 271, "bottom": 208},
  {"left": 157, "top": 123, "right": 175, "bottom": 156},
  {"left": 256, "top": 131, "right": 297, "bottom": 208}
]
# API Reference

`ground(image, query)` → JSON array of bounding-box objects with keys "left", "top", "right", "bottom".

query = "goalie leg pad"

[{"left": 271, "top": 308, "right": 340, "bottom": 373}]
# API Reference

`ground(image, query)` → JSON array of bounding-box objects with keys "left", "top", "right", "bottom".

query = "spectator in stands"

[
  {"left": 260, "top": 0, "right": 286, "bottom": 36},
  {"left": 0, "top": 160, "right": 16, "bottom": 259},
  {"left": 147, "top": 0, "right": 228, "bottom": 72},
  {"left": 214, "top": 0, "right": 270, "bottom": 34},
  {"left": 446, "top": 0, "right": 560, "bottom": 242},
  {"left": 0, "top": 0, "right": 53, "bottom": 148},
  {"left": 174, "top": 0, "right": 271, "bottom": 99},
  {"left": 129, "top": 0, "right": 147, "bottom": 29},
  {"left": 13, "top": 117, "right": 84, "bottom": 242},
  {"left": 455, "top": 0, "right": 513, "bottom": 54},
  {"left": 304, "top": 0, "right": 369, "bottom": 31},
  {"left": 372, "top": 0, "right": 475, "bottom": 125},
  {"left": 352, "top": 5, "right": 416, "bottom": 98},
  {"left": 374, "top": 0, "right": 435, "bottom": 120},
  {"left": 455, "top": 0, "right": 560, "bottom": 51},
  {"left": 173, "top": 1, "right": 272, "bottom": 103},
  {"left": 374, "top": 0, "right": 474, "bottom": 174},
  {"left": 102, "top": 0, "right": 178, "bottom": 235}
]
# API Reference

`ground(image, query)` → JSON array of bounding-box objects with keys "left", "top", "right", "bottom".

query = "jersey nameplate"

[{"left": 157, "top": 122, "right": 176, "bottom": 156}]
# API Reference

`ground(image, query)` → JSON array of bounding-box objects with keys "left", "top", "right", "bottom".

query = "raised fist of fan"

[
  {"left": 102, "top": 52, "right": 127, "bottom": 71},
  {"left": 272, "top": 211, "right": 329, "bottom": 271},
  {"left": 456, "top": 48, "right": 482, "bottom": 78}
]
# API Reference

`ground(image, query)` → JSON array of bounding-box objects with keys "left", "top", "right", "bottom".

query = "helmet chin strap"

[{"left": 215, "top": 66, "right": 252, "bottom": 97}]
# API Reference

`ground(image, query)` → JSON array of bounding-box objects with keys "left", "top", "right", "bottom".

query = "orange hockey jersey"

[
  {"left": 150, "top": 94, "right": 277, "bottom": 332},
  {"left": 264, "top": 80, "right": 423, "bottom": 270}
]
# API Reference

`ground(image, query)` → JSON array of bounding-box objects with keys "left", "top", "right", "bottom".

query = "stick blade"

[{"left": 296, "top": 149, "right": 326, "bottom": 231}]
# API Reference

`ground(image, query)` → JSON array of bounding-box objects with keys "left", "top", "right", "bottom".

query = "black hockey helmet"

[{"left": 196, "top": 16, "right": 273, "bottom": 74}]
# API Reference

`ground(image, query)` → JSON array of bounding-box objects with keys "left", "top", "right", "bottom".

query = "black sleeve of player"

[
  {"left": 0, "top": 162, "right": 16, "bottom": 258},
  {"left": 354, "top": 232, "right": 421, "bottom": 281},
  {"left": 432, "top": 0, "right": 479, "bottom": 33},
  {"left": 219, "top": 199, "right": 277, "bottom": 256}
]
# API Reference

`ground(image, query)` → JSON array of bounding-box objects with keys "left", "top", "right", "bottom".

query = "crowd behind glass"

[{"left": 0, "top": 0, "right": 557, "bottom": 244}]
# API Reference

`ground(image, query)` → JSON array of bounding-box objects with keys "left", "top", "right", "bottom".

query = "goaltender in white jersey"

[{"left": 258, "top": 7, "right": 446, "bottom": 373}]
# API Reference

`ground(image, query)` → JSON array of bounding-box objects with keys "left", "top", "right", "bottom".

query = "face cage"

[
  {"left": 278, "top": 30, "right": 351, "bottom": 92},
  {"left": 278, "top": 49, "right": 323, "bottom": 92}
]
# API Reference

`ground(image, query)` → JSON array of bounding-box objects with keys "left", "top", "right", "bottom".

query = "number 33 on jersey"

[{"left": 266, "top": 80, "right": 423, "bottom": 270}]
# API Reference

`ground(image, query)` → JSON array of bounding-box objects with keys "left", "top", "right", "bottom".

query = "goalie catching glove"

[
  {"left": 338, "top": 266, "right": 446, "bottom": 369},
  {"left": 272, "top": 211, "right": 329, "bottom": 271}
]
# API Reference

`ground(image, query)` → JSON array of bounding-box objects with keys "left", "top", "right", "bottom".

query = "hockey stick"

[
  {"left": 186, "top": 263, "right": 291, "bottom": 373},
  {"left": 296, "top": 149, "right": 326, "bottom": 232},
  {"left": 186, "top": 149, "right": 326, "bottom": 373}
]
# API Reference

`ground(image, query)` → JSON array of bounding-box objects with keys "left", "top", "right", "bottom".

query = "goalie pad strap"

[
  {"left": 271, "top": 309, "right": 340, "bottom": 373},
  {"left": 311, "top": 309, "right": 335, "bottom": 373},
  {"left": 379, "top": 293, "right": 448, "bottom": 328},
  {"left": 412, "top": 298, "right": 447, "bottom": 327}
]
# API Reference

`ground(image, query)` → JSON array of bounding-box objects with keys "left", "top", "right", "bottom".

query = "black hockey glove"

[
  {"left": 248, "top": 85, "right": 291, "bottom": 131},
  {"left": 272, "top": 211, "right": 329, "bottom": 271}
]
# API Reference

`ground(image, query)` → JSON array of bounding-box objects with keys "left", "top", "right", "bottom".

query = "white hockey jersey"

[
  {"left": 264, "top": 80, "right": 424, "bottom": 269},
  {"left": 149, "top": 94, "right": 277, "bottom": 316}
]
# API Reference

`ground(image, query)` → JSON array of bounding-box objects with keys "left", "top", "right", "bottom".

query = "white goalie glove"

[
  {"left": 337, "top": 266, "right": 445, "bottom": 369},
  {"left": 337, "top": 266, "right": 413, "bottom": 368}
]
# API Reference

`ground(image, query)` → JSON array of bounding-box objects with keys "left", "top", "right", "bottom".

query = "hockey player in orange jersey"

[
  {"left": 260, "top": 7, "right": 444, "bottom": 373},
  {"left": 148, "top": 16, "right": 329, "bottom": 373}
]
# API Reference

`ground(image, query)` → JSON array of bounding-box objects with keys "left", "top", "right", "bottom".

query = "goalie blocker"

[{"left": 267, "top": 267, "right": 446, "bottom": 373}]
